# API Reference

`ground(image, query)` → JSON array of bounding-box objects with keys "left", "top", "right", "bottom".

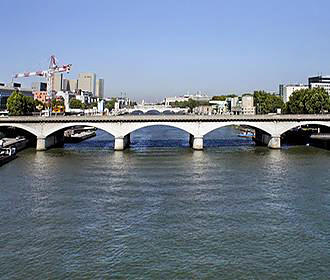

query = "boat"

[
  {"left": 238, "top": 130, "right": 255, "bottom": 138},
  {"left": 0, "top": 147, "right": 17, "bottom": 166},
  {"left": 64, "top": 128, "right": 97, "bottom": 143}
]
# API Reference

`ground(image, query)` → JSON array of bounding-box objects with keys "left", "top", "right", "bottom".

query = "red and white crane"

[{"left": 12, "top": 55, "right": 72, "bottom": 101}]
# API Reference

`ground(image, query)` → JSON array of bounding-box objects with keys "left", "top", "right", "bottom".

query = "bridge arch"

[
  {"left": 121, "top": 122, "right": 197, "bottom": 137},
  {"left": 145, "top": 110, "right": 161, "bottom": 115},
  {"left": 201, "top": 122, "right": 276, "bottom": 137},
  {"left": 277, "top": 121, "right": 330, "bottom": 136},
  {"left": 0, "top": 123, "right": 39, "bottom": 137},
  {"left": 130, "top": 110, "right": 144, "bottom": 115},
  {"left": 44, "top": 122, "right": 117, "bottom": 138}
]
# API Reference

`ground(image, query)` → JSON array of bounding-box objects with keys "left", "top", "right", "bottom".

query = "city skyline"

[{"left": 1, "top": 0, "right": 330, "bottom": 101}]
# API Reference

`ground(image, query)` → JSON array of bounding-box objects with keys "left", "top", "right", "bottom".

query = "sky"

[{"left": 1, "top": 0, "right": 330, "bottom": 101}]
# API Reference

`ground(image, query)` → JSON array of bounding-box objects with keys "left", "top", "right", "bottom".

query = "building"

[
  {"left": 33, "top": 91, "right": 48, "bottom": 104},
  {"left": 225, "top": 97, "right": 239, "bottom": 113},
  {"left": 52, "top": 73, "right": 63, "bottom": 92},
  {"left": 0, "top": 84, "right": 33, "bottom": 111},
  {"left": 164, "top": 96, "right": 187, "bottom": 106},
  {"left": 209, "top": 100, "right": 228, "bottom": 114},
  {"left": 62, "top": 79, "right": 70, "bottom": 92},
  {"left": 69, "top": 79, "right": 78, "bottom": 93},
  {"left": 241, "top": 94, "right": 255, "bottom": 115},
  {"left": 194, "top": 105, "right": 214, "bottom": 115},
  {"left": 95, "top": 79, "right": 104, "bottom": 98},
  {"left": 78, "top": 72, "right": 96, "bottom": 95},
  {"left": 279, "top": 84, "right": 309, "bottom": 103},
  {"left": 164, "top": 92, "right": 211, "bottom": 106},
  {"left": 308, "top": 76, "right": 330, "bottom": 94},
  {"left": 32, "top": 82, "right": 47, "bottom": 92}
]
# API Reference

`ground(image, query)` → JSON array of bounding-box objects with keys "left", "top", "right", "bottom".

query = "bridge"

[
  {"left": 125, "top": 105, "right": 189, "bottom": 115},
  {"left": 0, "top": 114, "right": 330, "bottom": 151}
]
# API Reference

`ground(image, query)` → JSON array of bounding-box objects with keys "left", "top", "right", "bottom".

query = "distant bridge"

[
  {"left": 125, "top": 106, "right": 188, "bottom": 115},
  {"left": 0, "top": 114, "right": 330, "bottom": 150}
]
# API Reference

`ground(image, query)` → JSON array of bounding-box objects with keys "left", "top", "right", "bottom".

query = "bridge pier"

[
  {"left": 190, "top": 134, "right": 203, "bottom": 150},
  {"left": 268, "top": 136, "right": 281, "bottom": 149},
  {"left": 114, "top": 134, "right": 130, "bottom": 151},
  {"left": 36, "top": 137, "right": 46, "bottom": 151},
  {"left": 36, "top": 132, "right": 64, "bottom": 151}
]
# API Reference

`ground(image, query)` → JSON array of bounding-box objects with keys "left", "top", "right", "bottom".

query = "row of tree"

[
  {"left": 285, "top": 87, "right": 330, "bottom": 114},
  {"left": 254, "top": 88, "right": 330, "bottom": 114}
]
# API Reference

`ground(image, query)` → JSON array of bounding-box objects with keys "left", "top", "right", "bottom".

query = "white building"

[
  {"left": 279, "top": 84, "right": 309, "bottom": 103},
  {"left": 164, "top": 92, "right": 211, "bottom": 106},
  {"left": 209, "top": 100, "right": 228, "bottom": 114},
  {"left": 308, "top": 76, "right": 330, "bottom": 95},
  {"left": 78, "top": 72, "right": 96, "bottom": 95},
  {"left": 241, "top": 95, "right": 255, "bottom": 115}
]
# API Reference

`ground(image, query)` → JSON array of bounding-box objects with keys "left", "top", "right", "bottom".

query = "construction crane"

[{"left": 12, "top": 55, "right": 72, "bottom": 103}]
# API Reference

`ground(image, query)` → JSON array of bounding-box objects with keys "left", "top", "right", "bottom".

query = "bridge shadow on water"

[{"left": 63, "top": 126, "right": 255, "bottom": 151}]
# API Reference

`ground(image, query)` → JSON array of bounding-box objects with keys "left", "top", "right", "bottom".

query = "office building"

[
  {"left": 32, "top": 82, "right": 47, "bottom": 92},
  {"left": 78, "top": 72, "right": 96, "bottom": 94},
  {"left": 95, "top": 79, "right": 104, "bottom": 98},
  {"left": 52, "top": 73, "right": 63, "bottom": 92},
  {"left": 62, "top": 79, "right": 70, "bottom": 92},
  {"left": 69, "top": 79, "right": 78, "bottom": 93},
  {"left": 308, "top": 75, "right": 330, "bottom": 94},
  {"left": 279, "top": 84, "right": 309, "bottom": 103}
]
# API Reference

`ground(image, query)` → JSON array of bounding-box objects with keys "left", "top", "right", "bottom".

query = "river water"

[{"left": 0, "top": 126, "right": 330, "bottom": 279}]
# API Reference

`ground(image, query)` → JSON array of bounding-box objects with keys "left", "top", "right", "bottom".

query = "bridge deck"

[{"left": 1, "top": 114, "right": 330, "bottom": 123}]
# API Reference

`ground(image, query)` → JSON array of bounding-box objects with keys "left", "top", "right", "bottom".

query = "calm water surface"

[{"left": 0, "top": 127, "right": 330, "bottom": 279}]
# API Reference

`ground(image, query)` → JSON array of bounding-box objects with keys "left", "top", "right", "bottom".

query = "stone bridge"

[{"left": 0, "top": 114, "right": 330, "bottom": 151}]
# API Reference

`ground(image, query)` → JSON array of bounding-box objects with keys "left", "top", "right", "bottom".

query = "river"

[{"left": 0, "top": 126, "right": 329, "bottom": 279}]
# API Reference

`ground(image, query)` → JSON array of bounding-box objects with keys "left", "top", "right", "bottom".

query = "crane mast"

[{"left": 12, "top": 55, "right": 72, "bottom": 104}]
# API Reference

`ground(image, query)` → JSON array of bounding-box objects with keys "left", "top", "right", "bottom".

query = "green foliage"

[
  {"left": 105, "top": 98, "right": 116, "bottom": 111},
  {"left": 212, "top": 96, "right": 227, "bottom": 101},
  {"left": 52, "top": 98, "right": 64, "bottom": 108},
  {"left": 253, "top": 90, "right": 284, "bottom": 114},
  {"left": 69, "top": 99, "right": 85, "bottom": 109},
  {"left": 87, "top": 101, "right": 98, "bottom": 109},
  {"left": 212, "top": 94, "right": 237, "bottom": 101},
  {"left": 6, "top": 91, "right": 37, "bottom": 116},
  {"left": 34, "top": 99, "right": 44, "bottom": 110},
  {"left": 285, "top": 87, "right": 330, "bottom": 114},
  {"left": 171, "top": 98, "right": 209, "bottom": 112}
]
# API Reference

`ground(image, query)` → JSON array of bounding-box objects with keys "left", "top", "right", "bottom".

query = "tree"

[
  {"left": 6, "top": 91, "right": 36, "bottom": 116},
  {"left": 253, "top": 90, "right": 284, "bottom": 114},
  {"left": 69, "top": 99, "right": 85, "bottom": 109},
  {"left": 87, "top": 101, "right": 98, "bottom": 109},
  {"left": 212, "top": 96, "right": 227, "bottom": 101},
  {"left": 52, "top": 97, "right": 64, "bottom": 108},
  {"left": 34, "top": 99, "right": 44, "bottom": 111},
  {"left": 105, "top": 98, "right": 116, "bottom": 111},
  {"left": 286, "top": 88, "right": 330, "bottom": 114}
]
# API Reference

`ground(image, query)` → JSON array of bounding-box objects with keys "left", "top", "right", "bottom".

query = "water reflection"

[{"left": 1, "top": 127, "right": 329, "bottom": 279}]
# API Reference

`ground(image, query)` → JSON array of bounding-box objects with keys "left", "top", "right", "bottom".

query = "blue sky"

[{"left": 1, "top": 0, "right": 330, "bottom": 101}]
